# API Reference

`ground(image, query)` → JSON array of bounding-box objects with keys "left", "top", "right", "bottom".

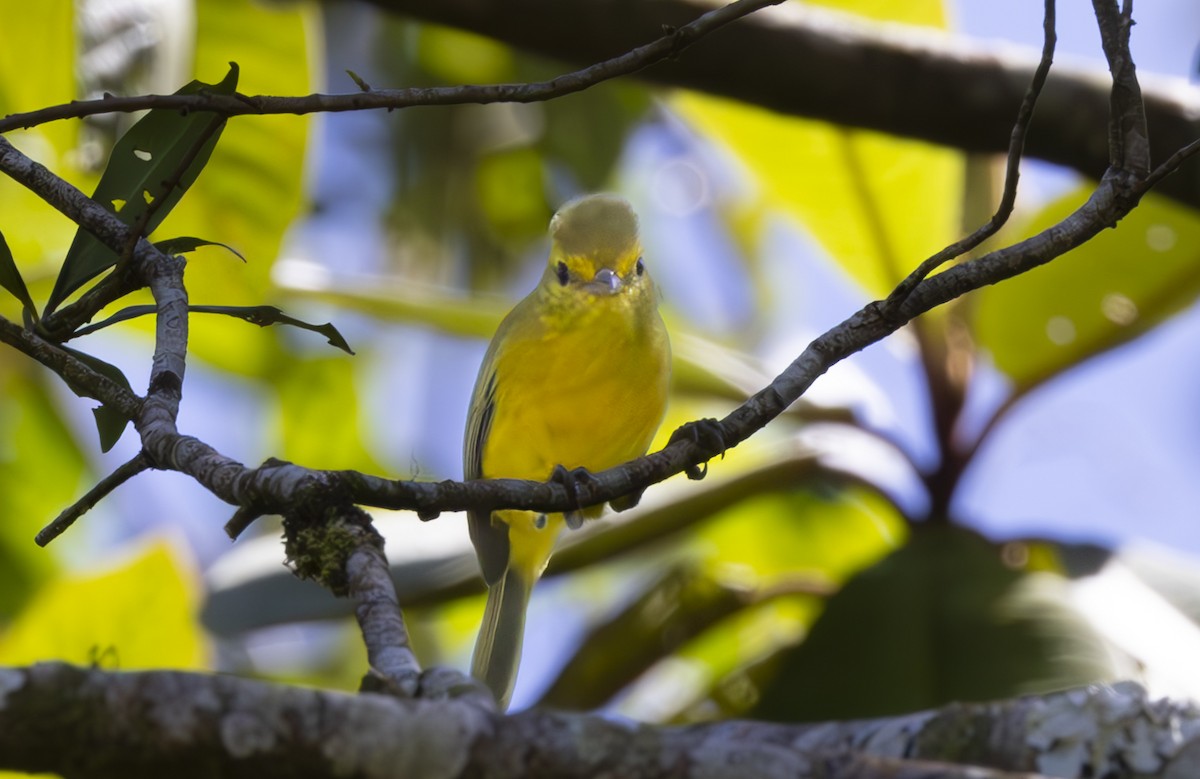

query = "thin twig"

[
  {"left": 884, "top": 0, "right": 1057, "bottom": 312},
  {"left": 1139, "top": 136, "right": 1200, "bottom": 193},
  {"left": 0, "top": 0, "right": 783, "bottom": 134},
  {"left": 35, "top": 451, "right": 153, "bottom": 546}
]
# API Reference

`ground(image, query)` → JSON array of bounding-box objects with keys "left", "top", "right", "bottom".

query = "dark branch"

[
  {"left": 0, "top": 0, "right": 783, "bottom": 133},
  {"left": 1091, "top": 0, "right": 1150, "bottom": 175},
  {"left": 885, "top": 0, "right": 1057, "bottom": 310},
  {"left": 36, "top": 451, "right": 153, "bottom": 546},
  {"left": 361, "top": 0, "right": 1200, "bottom": 210}
]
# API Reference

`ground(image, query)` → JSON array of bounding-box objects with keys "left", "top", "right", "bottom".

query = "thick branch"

[
  {"left": 362, "top": 0, "right": 1200, "bottom": 210},
  {"left": 0, "top": 664, "right": 1196, "bottom": 778}
]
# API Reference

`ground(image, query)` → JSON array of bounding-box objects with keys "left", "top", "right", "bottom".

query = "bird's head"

[{"left": 544, "top": 194, "right": 649, "bottom": 298}]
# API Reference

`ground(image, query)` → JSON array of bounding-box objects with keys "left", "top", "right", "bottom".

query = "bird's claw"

[
  {"left": 551, "top": 464, "right": 597, "bottom": 530},
  {"left": 667, "top": 418, "right": 727, "bottom": 480}
]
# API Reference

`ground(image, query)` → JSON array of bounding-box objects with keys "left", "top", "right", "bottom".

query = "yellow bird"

[{"left": 463, "top": 194, "right": 671, "bottom": 709}]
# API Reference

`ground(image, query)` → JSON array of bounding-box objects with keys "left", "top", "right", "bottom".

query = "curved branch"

[{"left": 0, "top": 0, "right": 1180, "bottom": 543}]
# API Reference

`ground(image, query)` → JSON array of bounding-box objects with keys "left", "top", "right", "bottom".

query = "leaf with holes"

[
  {"left": 59, "top": 345, "right": 134, "bottom": 452},
  {"left": 155, "top": 236, "right": 246, "bottom": 262},
  {"left": 0, "top": 229, "right": 36, "bottom": 323},
  {"left": 44, "top": 64, "right": 240, "bottom": 316}
]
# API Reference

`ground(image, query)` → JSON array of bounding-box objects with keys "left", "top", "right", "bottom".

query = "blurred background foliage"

[{"left": 2, "top": 0, "right": 1200, "bottom": 740}]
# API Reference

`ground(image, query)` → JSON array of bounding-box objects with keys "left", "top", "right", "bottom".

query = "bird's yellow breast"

[{"left": 481, "top": 293, "right": 669, "bottom": 482}]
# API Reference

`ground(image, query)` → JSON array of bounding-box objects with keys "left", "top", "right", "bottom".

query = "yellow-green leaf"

[
  {"left": 0, "top": 541, "right": 207, "bottom": 669},
  {"left": 670, "top": 0, "right": 957, "bottom": 299},
  {"left": 672, "top": 96, "right": 963, "bottom": 299},
  {"left": 974, "top": 191, "right": 1200, "bottom": 388}
]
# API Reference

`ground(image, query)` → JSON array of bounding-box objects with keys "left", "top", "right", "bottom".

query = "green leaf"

[
  {"left": 161, "top": 0, "right": 311, "bottom": 376},
  {"left": 0, "top": 541, "right": 208, "bottom": 670},
  {"left": 195, "top": 305, "right": 354, "bottom": 354},
  {"left": 674, "top": 97, "right": 963, "bottom": 299},
  {"left": 44, "top": 64, "right": 240, "bottom": 315},
  {"left": 58, "top": 345, "right": 134, "bottom": 452},
  {"left": 540, "top": 564, "right": 757, "bottom": 710},
  {"left": 749, "top": 526, "right": 1113, "bottom": 722},
  {"left": 154, "top": 236, "right": 246, "bottom": 262},
  {"left": 0, "top": 370, "right": 79, "bottom": 618},
  {"left": 275, "top": 356, "right": 379, "bottom": 471},
  {"left": 669, "top": 1, "right": 956, "bottom": 300},
  {"left": 0, "top": 229, "right": 36, "bottom": 321},
  {"left": 73, "top": 304, "right": 354, "bottom": 354},
  {"left": 974, "top": 191, "right": 1200, "bottom": 389}
]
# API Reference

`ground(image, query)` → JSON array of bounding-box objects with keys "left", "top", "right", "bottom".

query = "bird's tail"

[{"left": 471, "top": 566, "right": 533, "bottom": 710}]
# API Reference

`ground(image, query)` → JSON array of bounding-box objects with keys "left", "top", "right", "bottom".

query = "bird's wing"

[{"left": 464, "top": 365, "right": 510, "bottom": 585}]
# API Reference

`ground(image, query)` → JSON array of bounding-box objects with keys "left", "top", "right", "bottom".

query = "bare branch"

[
  {"left": 363, "top": 0, "right": 1200, "bottom": 210},
  {"left": 35, "top": 451, "right": 153, "bottom": 546},
  {"left": 0, "top": 317, "right": 143, "bottom": 418},
  {"left": 0, "top": 0, "right": 783, "bottom": 133},
  {"left": 885, "top": 0, "right": 1056, "bottom": 310}
]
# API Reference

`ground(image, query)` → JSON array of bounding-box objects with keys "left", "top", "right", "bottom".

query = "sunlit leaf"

[
  {"left": 805, "top": 0, "right": 946, "bottom": 25},
  {"left": 750, "top": 526, "right": 1113, "bottom": 722},
  {"left": 44, "top": 65, "right": 239, "bottom": 315},
  {"left": 169, "top": 0, "right": 311, "bottom": 375},
  {"left": 974, "top": 191, "right": 1200, "bottom": 389},
  {"left": 0, "top": 230, "right": 36, "bottom": 321},
  {"left": 55, "top": 344, "right": 134, "bottom": 452},
  {"left": 418, "top": 25, "right": 514, "bottom": 83},
  {"left": 276, "top": 356, "right": 380, "bottom": 471},
  {"left": 695, "top": 483, "right": 906, "bottom": 582},
  {"left": 670, "top": 1, "right": 956, "bottom": 300},
  {"left": 674, "top": 96, "right": 963, "bottom": 299},
  {"left": 155, "top": 236, "right": 246, "bottom": 262},
  {"left": 0, "top": 541, "right": 207, "bottom": 670}
]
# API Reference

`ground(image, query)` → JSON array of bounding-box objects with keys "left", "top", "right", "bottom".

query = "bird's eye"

[
  {"left": 636, "top": 257, "right": 645, "bottom": 276},
  {"left": 556, "top": 261, "right": 569, "bottom": 285}
]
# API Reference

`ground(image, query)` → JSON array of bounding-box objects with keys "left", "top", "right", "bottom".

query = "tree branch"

[
  {"left": 0, "top": 0, "right": 1177, "bottom": 536},
  {"left": 35, "top": 451, "right": 153, "bottom": 546},
  {"left": 0, "top": 0, "right": 782, "bottom": 133},
  {"left": 885, "top": 0, "right": 1056, "bottom": 309},
  {"left": 360, "top": 0, "right": 1200, "bottom": 211},
  {"left": 0, "top": 664, "right": 1195, "bottom": 778}
]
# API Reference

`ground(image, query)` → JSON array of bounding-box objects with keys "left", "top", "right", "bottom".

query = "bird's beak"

[{"left": 588, "top": 267, "right": 623, "bottom": 296}]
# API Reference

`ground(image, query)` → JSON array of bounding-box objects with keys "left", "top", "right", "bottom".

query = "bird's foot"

[
  {"left": 609, "top": 487, "right": 645, "bottom": 513},
  {"left": 667, "top": 418, "right": 727, "bottom": 480},
  {"left": 551, "top": 464, "right": 598, "bottom": 530}
]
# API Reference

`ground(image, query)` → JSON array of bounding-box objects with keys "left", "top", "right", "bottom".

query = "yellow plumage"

[{"left": 463, "top": 194, "right": 671, "bottom": 709}]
